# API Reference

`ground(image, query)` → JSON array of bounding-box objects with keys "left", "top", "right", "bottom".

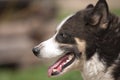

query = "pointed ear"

[
  {"left": 86, "top": 4, "right": 94, "bottom": 9},
  {"left": 88, "top": 0, "right": 109, "bottom": 29}
]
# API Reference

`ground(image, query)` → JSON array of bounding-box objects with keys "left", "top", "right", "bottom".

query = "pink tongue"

[{"left": 48, "top": 55, "right": 68, "bottom": 76}]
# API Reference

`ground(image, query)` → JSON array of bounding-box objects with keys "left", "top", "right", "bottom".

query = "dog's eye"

[
  {"left": 56, "top": 33, "right": 75, "bottom": 44},
  {"left": 56, "top": 33, "right": 68, "bottom": 43},
  {"left": 56, "top": 33, "right": 68, "bottom": 42},
  {"left": 60, "top": 33, "right": 67, "bottom": 39}
]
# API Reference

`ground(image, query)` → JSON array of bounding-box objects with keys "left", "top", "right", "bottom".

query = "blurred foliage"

[
  {"left": 0, "top": 65, "right": 83, "bottom": 80},
  {"left": 57, "top": 12, "right": 71, "bottom": 22},
  {"left": 112, "top": 9, "right": 120, "bottom": 15}
]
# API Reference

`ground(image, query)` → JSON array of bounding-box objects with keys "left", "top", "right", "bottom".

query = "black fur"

[
  {"left": 55, "top": 0, "right": 120, "bottom": 80},
  {"left": 113, "top": 62, "right": 120, "bottom": 80}
]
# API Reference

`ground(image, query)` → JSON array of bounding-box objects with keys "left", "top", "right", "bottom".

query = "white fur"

[
  {"left": 57, "top": 14, "right": 74, "bottom": 31},
  {"left": 115, "top": 53, "right": 120, "bottom": 63},
  {"left": 38, "top": 14, "right": 74, "bottom": 58},
  {"left": 38, "top": 35, "right": 63, "bottom": 58},
  {"left": 82, "top": 53, "right": 114, "bottom": 80}
]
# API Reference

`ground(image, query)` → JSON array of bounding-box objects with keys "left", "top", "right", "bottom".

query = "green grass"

[
  {"left": 0, "top": 65, "right": 83, "bottom": 80},
  {"left": 112, "top": 9, "right": 120, "bottom": 15}
]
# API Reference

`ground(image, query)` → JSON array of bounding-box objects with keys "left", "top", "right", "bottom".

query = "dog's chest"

[{"left": 81, "top": 53, "right": 114, "bottom": 80}]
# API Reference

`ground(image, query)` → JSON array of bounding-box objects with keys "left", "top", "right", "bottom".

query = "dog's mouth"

[{"left": 48, "top": 52, "right": 75, "bottom": 76}]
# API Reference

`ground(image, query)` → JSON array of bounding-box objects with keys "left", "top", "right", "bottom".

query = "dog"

[{"left": 32, "top": 0, "right": 120, "bottom": 80}]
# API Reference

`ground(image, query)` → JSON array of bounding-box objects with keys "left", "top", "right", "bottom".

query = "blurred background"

[{"left": 0, "top": 0, "right": 119, "bottom": 80}]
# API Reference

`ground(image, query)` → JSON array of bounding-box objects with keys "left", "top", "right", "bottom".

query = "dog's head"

[{"left": 32, "top": 0, "right": 110, "bottom": 77}]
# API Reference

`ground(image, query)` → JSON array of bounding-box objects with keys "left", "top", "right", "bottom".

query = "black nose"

[{"left": 32, "top": 47, "right": 40, "bottom": 56}]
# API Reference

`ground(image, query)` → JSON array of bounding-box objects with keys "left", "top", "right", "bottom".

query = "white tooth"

[
  {"left": 69, "top": 57, "right": 71, "bottom": 60},
  {"left": 63, "top": 62, "right": 66, "bottom": 65},
  {"left": 66, "top": 60, "right": 70, "bottom": 62},
  {"left": 69, "top": 55, "right": 73, "bottom": 60},
  {"left": 60, "top": 65, "right": 62, "bottom": 67},
  {"left": 69, "top": 56, "right": 72, "bottom": 60},
  {"left": 53, "top": 69, "right": 57, "bottom": 72}
]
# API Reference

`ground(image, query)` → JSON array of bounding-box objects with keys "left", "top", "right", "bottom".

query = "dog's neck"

[
  {"left": 95, "top": 14, "right": 120, "bottom": 66},
  {"left": 81, "top": 53, "right": 114, "bottom": 80}
]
